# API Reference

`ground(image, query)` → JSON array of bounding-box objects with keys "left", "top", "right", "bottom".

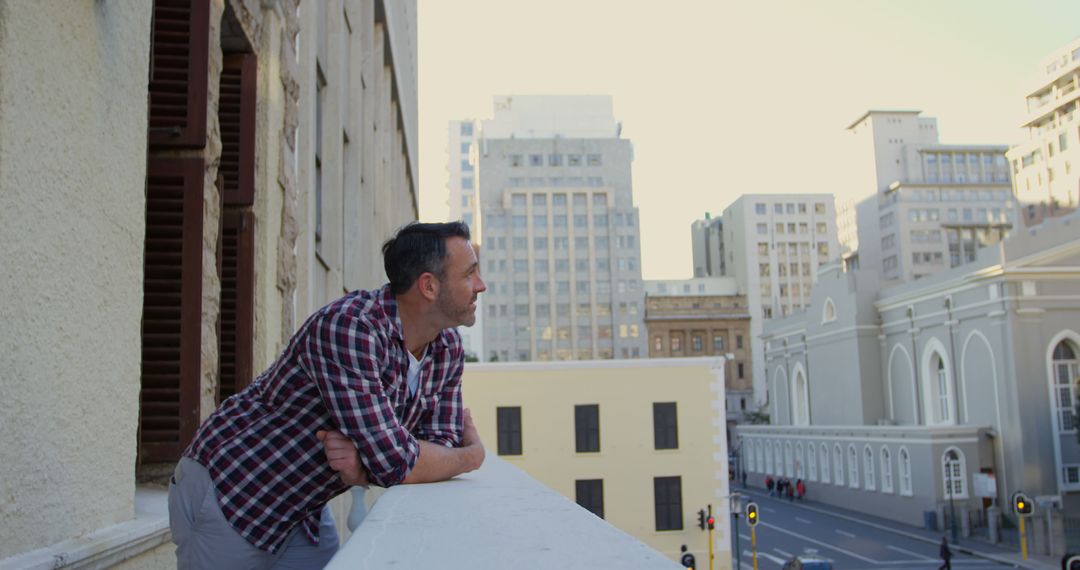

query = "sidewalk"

[{"left": 737, "top": 486, "right": 1060, "bottom": 570}]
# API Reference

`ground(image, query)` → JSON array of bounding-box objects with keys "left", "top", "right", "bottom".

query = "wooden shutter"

[
  {"left": 148, "top": 0, "right": 210, "bottom": 148},
  {"left": 139, "top": 157, "right": 204, "bottom": 462},
  {"left": 219, "top": 53, "right": 257, "bottom": 205},
  {"left": 218, "top": 210, "right": 255, "bottom": 403}
]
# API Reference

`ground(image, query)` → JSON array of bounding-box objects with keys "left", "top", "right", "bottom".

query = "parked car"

[{"left": 781, "top": 555, "right": 834, "bottom": 570}]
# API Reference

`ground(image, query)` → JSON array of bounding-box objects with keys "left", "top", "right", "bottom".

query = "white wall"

[{"left": 0, "top": 1, "right": 152, "bottom": 556}]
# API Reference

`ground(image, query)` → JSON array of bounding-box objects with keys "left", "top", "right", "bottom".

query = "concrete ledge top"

[{"left": 325, "top": 456, "right": 682, "bottom": 569}]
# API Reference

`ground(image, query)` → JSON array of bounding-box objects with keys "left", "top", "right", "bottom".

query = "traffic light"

[
  {"left": 1064, "top": 553, "right": 1080, "bottom": 570},
  {"left": 746, "top": 501, "right": 759, "bottom": 527},
  {"left": 680, "top": 552, "right": 696, "bottom": 569},
  {"left": 707, "top": 514, "right": 715, "bottom": 530},
  {"left": 1014, "top": 492, "right": 1033, "bottom": 516},
  {"left": 697, "top": 508, "right": 706, "bottom": 530}
]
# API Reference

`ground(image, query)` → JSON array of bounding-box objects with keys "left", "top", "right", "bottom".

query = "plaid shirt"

[{"left": 185, "top": 285, "right": 465, "bottom": 553}]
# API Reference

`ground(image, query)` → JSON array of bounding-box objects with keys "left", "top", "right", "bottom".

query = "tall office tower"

[
  {"left": 846, "top": 110, "right": 1015, "bottom": 282},
  {"left": 690, "top": 214, "right": 724, "bottom": 278},
  {"left": 711, "top": 195, "right": 839, "bottom": 407},
  {"left": 475, "top": 95, "right": 647, "bottom": 362},
  {"left": 1006, "top": 37, "right": 1080, "bottom": 226},
  {"left": 447, "top": 119, "right": 483, "bottom": 359}
]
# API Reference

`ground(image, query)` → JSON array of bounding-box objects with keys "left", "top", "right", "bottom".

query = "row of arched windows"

[{"left": 743, "top": 439, "right": 970, "bottom": 499}]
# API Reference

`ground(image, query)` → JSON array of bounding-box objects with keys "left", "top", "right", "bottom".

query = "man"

[
  {"left": 168, "top": 221, "right": 487, "bottom": 569},
  {"left": 938, "top": 536, "right": 953, "bottom": 570}
]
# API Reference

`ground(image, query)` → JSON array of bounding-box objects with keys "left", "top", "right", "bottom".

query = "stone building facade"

[
  {"left": 737, "top": 212, "right": 1080, "bottom": 557},
  {"left": 0, "top": 0, "right": 417, "bottom": 566}
]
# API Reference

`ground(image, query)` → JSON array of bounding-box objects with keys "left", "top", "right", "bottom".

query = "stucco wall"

[{"left": 0, "top": 0, "right": 152, "bottom": 557}]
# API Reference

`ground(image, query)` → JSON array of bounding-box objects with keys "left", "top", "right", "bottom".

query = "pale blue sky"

[{"left": 417, "top": 0, "right": 1080, "bottom": 279}]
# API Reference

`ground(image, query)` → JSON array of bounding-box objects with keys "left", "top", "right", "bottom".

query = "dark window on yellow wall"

[
  {"left": 575, "top": 404, "right": 600, "bottom": 452},
  {"left": 653, "top": 402, "right": 678, "bottom": 450},
  {"left": 496, "top": 406, "right": 522, "bottom": 455}
]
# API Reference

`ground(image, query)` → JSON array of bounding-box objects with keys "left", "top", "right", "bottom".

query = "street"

[{"left": 729, "top": 490, "right": 1015, "bottom": 570}]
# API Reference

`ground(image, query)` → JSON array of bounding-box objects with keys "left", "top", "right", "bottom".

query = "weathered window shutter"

[
  {"left": 139, "top": 157, "right": 204, "bottom": 463},
  {"left": 219, "top": 53, "right": 257, "bottom": 205},
  {"left": 218, "top": 210, "right": 255, "bottom": 402},
  {"left": 148, "top": 0, "right": 210, "bottom": 149}
]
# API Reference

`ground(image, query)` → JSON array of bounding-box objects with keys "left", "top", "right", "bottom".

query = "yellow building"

[{"left": 463, "top": 357, "right": 733, "bottom": 568}]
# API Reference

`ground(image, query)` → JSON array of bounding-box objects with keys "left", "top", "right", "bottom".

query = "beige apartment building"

[
  {"left": 1007, "top": 37, "right": 1080, "bottom": 226},
  {"left": 463, "top": 358, "right": 734, "bottom": 569},
  {"left": 1, "top": 0, "right": 417, "bottom": 566}
]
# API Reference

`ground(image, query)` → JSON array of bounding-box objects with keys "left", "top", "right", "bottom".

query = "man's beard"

[{"left": 436, "top": 289, "right": 476, "bottom": 327}]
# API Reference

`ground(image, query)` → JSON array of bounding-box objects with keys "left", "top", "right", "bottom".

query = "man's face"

[{"left": 435, "top": 237, "right": 486, "bottom": 327}]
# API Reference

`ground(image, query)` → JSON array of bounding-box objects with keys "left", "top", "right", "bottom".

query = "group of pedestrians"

[{"left": 763, "top": 475, "right": 806, "bottom": 501}]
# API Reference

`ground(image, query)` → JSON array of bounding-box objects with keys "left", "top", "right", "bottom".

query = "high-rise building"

[
  {"left": 690, "top": 214, "right": 724, "bottom": 278},
  {"left": 692, "top": 195, "right": 838, "bottom": 408},
  {"left": 448, "top": 120, "right": 483, "bottom": 360},
  {"left": 474, "top": 96, "right": 647, "bottom": 362},
  {"left": 1006, "top": 37, "right": 1080, "bottom": 226},
  {"left": 845, "top": 111, "right": 1015, "bottom": 282}
]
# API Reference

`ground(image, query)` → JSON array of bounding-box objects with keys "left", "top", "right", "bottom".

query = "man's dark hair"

[{"left": 382, "top": 221, "right": 471, "bottom": 295}]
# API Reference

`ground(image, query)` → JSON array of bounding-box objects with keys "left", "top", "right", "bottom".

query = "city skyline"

[{"left": 417, "top": 0, "right": 1080, "bottom": 280}]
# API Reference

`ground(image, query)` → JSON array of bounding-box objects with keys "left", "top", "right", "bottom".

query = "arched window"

[
  {"left": 880, "top": 447, "right": 894, "bottom": 493},
  {"left": 820, "top": 443, "right": 831, "bottom": 484},
  {"left": 942, "top": 448, "right": 968, "bottom": 499},
  {"left": 756, "top": 441, "right": 765, "bottom": 474},
  {"left": 746, "top": 440, "right": 756, "bottom": 473},
  {"left": 775, "top": 441, "right": 784, "bottom": 477},
  {"left": 922, "top": 343, "right": 955, "bottom": 426},
  {"left": 765, "top": 441, "right": 774, "bottom": 474},
  {"left": 784, "top": 442, "right": 794, "bottom": 477},
  {"left": 807, "top": 443, "right": 818, "bottom": 482},
  {"left": 935, "top": 356, "right": 951, "bottom": 423},
  {"left": 822, "top": 298, "right": 837, "bottom": 323},
  {"left": 795, "top": 443, "right": 805, "bottom": 480},
  {"left": 792, "top": 368, "right": 810, "bottom": 426},
  {"left": 847, "top": 444, "right": 860, "bottom": 488},
  {"left": 899, "top": 447, "right": 913, "bottom": 496},
  {"left": 863, "top": 445, "right": 876, "bottom": 491},
  {"left": 833, "top": 444, "right": 844, "bottom": 486},
  {"left": 1051, "top": 340, "right": 1078, "bottom": 432}
]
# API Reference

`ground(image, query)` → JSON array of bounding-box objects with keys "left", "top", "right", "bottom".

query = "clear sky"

[{"left": 416, "top": 0, "right": 1080, "bottom": 280}]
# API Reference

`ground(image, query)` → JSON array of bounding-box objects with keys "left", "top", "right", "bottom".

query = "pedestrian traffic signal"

[
  {"left": 697, "top": 508, "right": 707, "bottom": 530},
  {"left": 680, "top": 552, "right": 696, "bottom": 569},
  {"left": 1013, "top": 492, "right": 1033, "bottom": 516},
  {"left": 745, "top": 502, "right": 759, "bottom": 527},
  {"left": 707, "top": 514, "right": 715, "bottom": 530}
]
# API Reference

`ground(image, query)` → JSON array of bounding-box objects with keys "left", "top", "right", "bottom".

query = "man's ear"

[{"left": 415, "top": 272, "right": 439, "bottom": 302}]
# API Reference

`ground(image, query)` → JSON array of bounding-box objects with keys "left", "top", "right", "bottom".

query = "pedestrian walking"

[
  {"left": 786, "top": 480, "right": 795, "bottom": 501},
  {"left": 741, "top": 470, "right": 748, "bottom": 488},
  {"left": 765, "top": 475, "right": 774, "bottom": 496},
  {"left": 938, "top": 536, "right": 952, "bottom": 570},
  {"left": 796, "top": 478, "right": 806, "bottom": 501}
]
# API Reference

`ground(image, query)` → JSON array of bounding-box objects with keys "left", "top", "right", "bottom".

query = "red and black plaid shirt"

[{"left": 185, "top": 285, "right": 465, "bottom": 553}]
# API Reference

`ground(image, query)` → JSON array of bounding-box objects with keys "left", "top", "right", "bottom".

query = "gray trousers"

[{"left": 168, "top": 458, "right": 340, "bottom": 569}]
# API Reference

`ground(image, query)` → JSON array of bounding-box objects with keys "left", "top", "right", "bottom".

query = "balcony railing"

[{"left": 325, "top": 456, "right": 683, "bottom": 570}]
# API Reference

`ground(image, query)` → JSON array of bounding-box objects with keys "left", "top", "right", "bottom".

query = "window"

[
  {"left": 774, "top": 441, "right": 783, "bottom": 477},
  {"left": 880, "top": 447, "right": 894, "bottom": 493},
  {"left": 756, "top": 223, "right": 767, "bottom": 235},
  {"left": 510, "top": 154, "right": 523, "bottom": 167},
  {"left": 847, "top": 445, "right": 859, "bottom": 488},
  {"left": 815, "top": 203, "right": 826, "bottom": 214},
  {"left": 691, "top": 336, "right": 703, "bottom": 352},
  {"left": 653, "top": 403, "right": 678, "bottom": 449},
  {"left": 899, "top": 447, "right": 913, "bottom": 496},
  {"left": 863, "top": 446, "right": 876, "bottom": 491},
  {"left": 737, "top": 363, "right": 744, "bottom": 379},
  {"left": 822, "top": 298, "right": 836, "bottom": 323},
  {"left": 713, "top": 335, "right": 725, "bottom": 351},
  {"left": 460, "top": 122, "right": 473, "bottom": 136},
  {"left": 820, "top": 444, "right": 831, "bottom": 483},
  {"left": 765, "top": 441, "right": 774, "bottom": 473},
  {"left": 548, "top": 153, "right": 563, "bottom": 166},
  {"left": 736, "top": 335, "right": 743, "bottom": 349},
  {"left": 942, "top": 448, "right": 967, "bottom": 499},
  {"left": 529, "top": 154, "right": 543, "bottom": 166},
  {"left": 774, "top": 203, "right": 783, "bottom": 214},
  {"left": 576, "top": 479, "right": 604, "bottom": 518},
  {"left": 784, "top": 442, "right": 794, "bottom": 477},
  {"left": 587, "top": 154, "right": 602, "bottom": 166},
  {"left": 575, "top": 404, "right": 600, "bottom": 452},
  {"left": 795, "top": 443, "right": 805, "bottom": 479},
  {"left": 755, "top": 203, "right": 766, "bottom": 215},
  {"left": 833, "top": 444, "right": 844, "bottom": 485},
  {"left": 496, "top": 407, "right": 522, "bottom": 455},
  {"left": 653, "top": 477, "right": 683, "bottom": 531},
  {"left": 671, "top": 336, "right": 681, "bottom": 352},
  {"left": 1052, "top": 340, "right": 1079, "bottom": 431},
  {"left": 807, "top": 443, "right": 817, "bottom": 482}
]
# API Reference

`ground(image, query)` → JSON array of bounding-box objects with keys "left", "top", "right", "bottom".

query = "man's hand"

[
  {"left": 316, "top": 430, "right": 370, "bottom": 487},
  {"left": 460, "top": 408, "right": 485, "bottom": 471}
]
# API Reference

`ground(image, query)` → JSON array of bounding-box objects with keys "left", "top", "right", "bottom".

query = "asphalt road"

[{"left": 728, "top": 491, "right": 1014, "bottom": 570}]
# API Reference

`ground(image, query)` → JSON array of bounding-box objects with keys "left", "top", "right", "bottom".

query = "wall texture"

[{"left": 0, "top": 0, "right": 152, "bottom": 556}]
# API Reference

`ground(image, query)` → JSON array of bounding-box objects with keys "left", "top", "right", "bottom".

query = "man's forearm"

[{"left": 401, "top": 440, "right": 483, "bottom": 484}]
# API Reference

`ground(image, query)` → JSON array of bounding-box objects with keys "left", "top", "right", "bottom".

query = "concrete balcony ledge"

[{"left": 326, "top": 456, "right": 682, "bottom": 570}]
